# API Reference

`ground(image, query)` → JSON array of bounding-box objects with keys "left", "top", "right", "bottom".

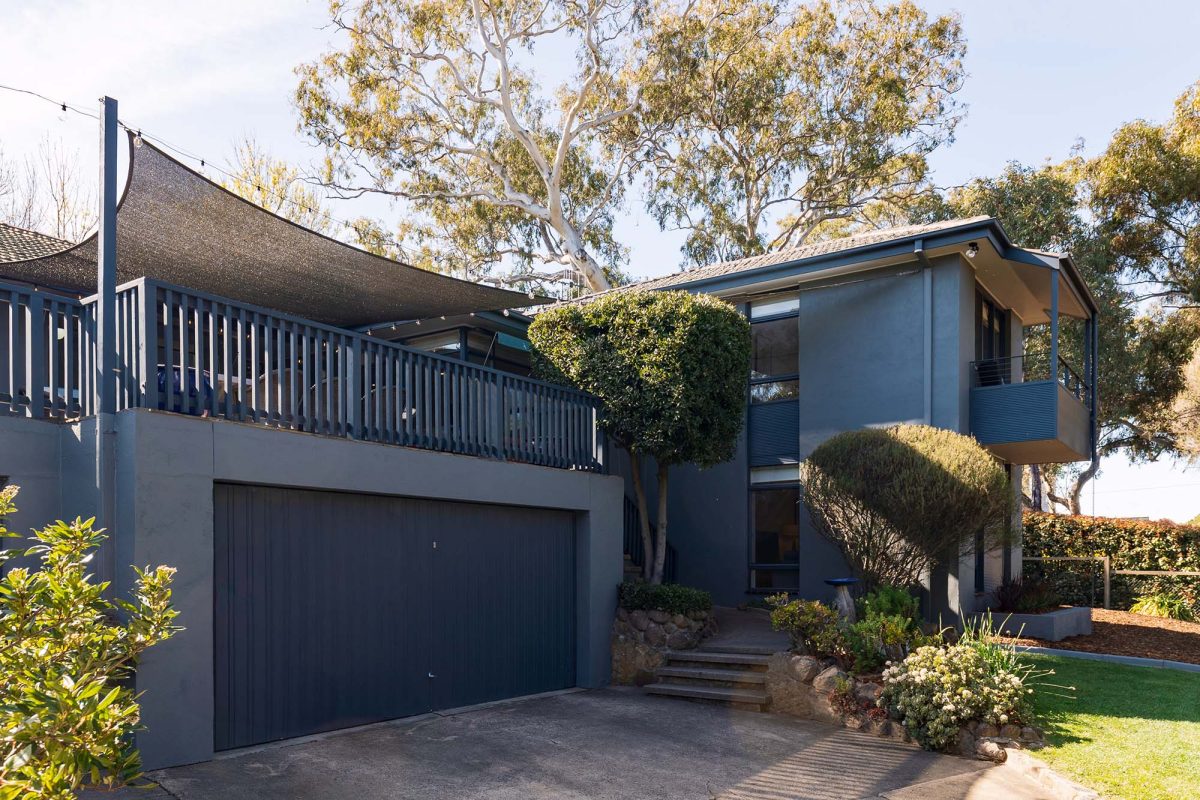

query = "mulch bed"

[{"left": 997, "top": 608, "right": 1200, "bottom": 666}]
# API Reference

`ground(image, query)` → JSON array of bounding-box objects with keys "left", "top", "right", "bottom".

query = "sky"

[{"left": 1, "top": 0, "right": 1199, "bottom": 521}]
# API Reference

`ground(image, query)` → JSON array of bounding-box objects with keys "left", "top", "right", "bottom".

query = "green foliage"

[
  {"left": 857, "top": 584, "right": 921, "bottom": 624},
  {"left": 1130, "top": 592, "right": 1195, "bottom": 621},
  {"left": 881, "top": 638, "right": 1040, "bottom": 751},
  {"left": 845, "top": 586, "right": 932, "bottom": 674},
  {"left": 800, "top": 424, "right": 1011, "bottom": 589},
  {"left": 992, "top": 577, "right": 1062, "bottom": 614},
  {"left": 0, "top": 486, "right": 180, "bottom": 798},
  {"left": 1023, "top": 512, "right": 1200, "bottom": 616},
  {"left": 643, "top": 0, "right": 966, "bottom": 266},
  {"left": 765, "top": 594, "right": 844, "bottom": 659},
  {"left": 617, "top": 581, "right": 712, "bottom": 617},
  {"left": 530, "top": 290, "right": 751, "bottom": 467}
]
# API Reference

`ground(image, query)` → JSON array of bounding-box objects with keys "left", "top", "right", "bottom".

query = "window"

[
  {"left": 750, "top": 485, "right": 800, "bottom": 590},
  {"left": 749, "top": 298, "right": 799, "bottom": 404},
  {"left": 749, "top": 293, "right": 799, "bottom": 319}
]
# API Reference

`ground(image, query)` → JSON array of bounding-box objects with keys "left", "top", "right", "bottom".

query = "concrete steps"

[{"left": 645, "top": 648, "right": 773, "bottom": 711}]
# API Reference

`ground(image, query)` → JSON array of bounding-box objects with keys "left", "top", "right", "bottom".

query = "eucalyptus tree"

[
  {"left": 221, "top": 135, "right": 335, "bottom": 234},
  {"left": 643, "top": 0, "right": 967, "bottom": 266},
  {"left": 296, "top": 0, "right": 678, "bottom": 293}
]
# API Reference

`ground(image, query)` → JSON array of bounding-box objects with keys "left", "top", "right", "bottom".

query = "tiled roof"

[
  {"left": 0, "top": 223, "right": 71, "bottom": 263},
  {"left": 575, "top": 216, "right": 993, "bottom": 302}
]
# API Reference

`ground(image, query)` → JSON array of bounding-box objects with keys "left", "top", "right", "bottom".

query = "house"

[
  {"left": 0, "top": 134, "right": 1098, "bottom": 770},
  {"left": 567, "top": 217, "right": 1098, "bottom": 622}
]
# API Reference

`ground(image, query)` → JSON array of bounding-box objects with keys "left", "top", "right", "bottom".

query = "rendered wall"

[{"left": 1, "top": 409, "right": 623, "bottom": 770}]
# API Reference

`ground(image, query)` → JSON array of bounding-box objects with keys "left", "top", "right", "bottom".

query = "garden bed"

[
  {"left": 998, "top": 609, "right": 1200, "bottom": 666},
  {"left": 973, "top": 606, "right": 1092, "bottom": 641}
]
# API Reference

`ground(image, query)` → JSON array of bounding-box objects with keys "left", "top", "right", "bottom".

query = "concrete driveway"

[{"left": 105, "top": 688, "right": 1016, "bottom": 800}]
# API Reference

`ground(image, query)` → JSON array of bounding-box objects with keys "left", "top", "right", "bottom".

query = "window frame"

[{"left": 747, "top": 479, "right": 803, "bottom": 593}]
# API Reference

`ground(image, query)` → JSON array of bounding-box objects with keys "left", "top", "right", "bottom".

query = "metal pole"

[
  {"left": 1103, "top": 556, "right": 1111, "bottom": 610},
  {"left": 96, "top": 96, "right": 118, "bottom": 586}
]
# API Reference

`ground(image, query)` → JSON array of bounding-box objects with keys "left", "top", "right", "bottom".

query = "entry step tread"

[
  {"left": 665, "top": 650, "right": 772, "bottom": 666},
  {"left": 644, "top": 683, "right": 768, "bottom": 705},
  {"left": 656, "top": 666, "right": 767, "bottom": 684}
]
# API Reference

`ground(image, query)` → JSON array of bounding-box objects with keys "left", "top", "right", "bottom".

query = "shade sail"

[{"left": 0, "top": 133, "right": 534, "bottom": 327}]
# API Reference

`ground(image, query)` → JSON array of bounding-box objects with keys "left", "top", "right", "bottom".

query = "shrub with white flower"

[{"left": 880, "top": 641, "right": 1033, "bottom": 751}]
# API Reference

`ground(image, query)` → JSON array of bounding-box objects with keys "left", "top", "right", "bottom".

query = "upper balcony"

[
  {"left": 969, "top": 350, "right": 1093, "bottom": 464},
  {"left": 0, "top": 279, "right": 604, "bottom": 472},
  {"left": 962, "top": 235, "right": 1098, "bottom": 465}
]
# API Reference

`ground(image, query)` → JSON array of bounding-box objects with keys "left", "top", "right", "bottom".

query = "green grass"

[{"left": 1025, "top": 655, "right": 1200, "bottom": 800}]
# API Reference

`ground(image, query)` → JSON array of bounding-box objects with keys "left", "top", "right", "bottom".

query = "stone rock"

[
  {"left": 976, "top": 723, "right": 999, "bottom": 739},
  {"left": 812, "top": 666, "right": 848, "bottom": 694},
  {"left": 630, "top": 610, "right": 650, "bottom": 631},
  {"left": 1020, "top": 726, "right": 1039, "bottom": 742},
  {"left": 666, "top": 630, "right": 692, "bottom": 650},
  {"left": 610, "top": 635, "right": 665, "bottom": 686},
  {"left": 975, "top": 739, "right": 1007, "bottom": 763},
  {"left": 616, "top": 607, "right": 629, "bottom": 621},
  {"left": 645, "top": 624, "right": 666, "bottom": 647},
  {"left": 999, "top": 724, "right": 1022, "bottom": 741},
  {"left": 648, "top": 609, "right": 670, "bottom": 624},
  {"left": 853, "top": 682, "right": 882, "bottom": 705},
  {"left": 843, "top": 714, "right": 864, "bottom": 730},
  {"left": 763, "top": 653, "right": 814, "bottom": 716},
  {"left": 957, "top": 728, "right": 977, "bottom": 758},
  {"left": 672, "top": 614, "right": 688, "bottom": 628},
  {"left": 790, "top": 655, "right": 821, "bottom": 683},
  {"left": 663, "top": 623, "right": 678, "bottom": 635}
]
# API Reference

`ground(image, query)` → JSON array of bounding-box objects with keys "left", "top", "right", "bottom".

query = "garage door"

[{"left": 213, "top": 484, "right": 576, "bottom": 751}]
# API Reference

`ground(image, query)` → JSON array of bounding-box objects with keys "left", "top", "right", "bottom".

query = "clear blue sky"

[{"left": 2, "top": 0, "right": 1198, "bottom": 520}]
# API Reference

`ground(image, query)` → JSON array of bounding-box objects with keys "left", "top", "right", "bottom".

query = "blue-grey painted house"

[
  {"left": 0, "top": 135, "right": 1097, "bottom": 770},
  {"left": 569, "top": 216, "right": 1098, "bottom": 622}
]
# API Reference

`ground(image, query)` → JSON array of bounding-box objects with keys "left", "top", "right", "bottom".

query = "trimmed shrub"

[
  {"left": 1131, "top": 592, "right": 1196, "bottom": 621},
  {"left": 766, "top": 594, "right": 844, "bottom": 659},
  {"left": 618, "top": 581, "right": 712, "bottom": 616},
  {"left": 530, "top": 290, "right": 750, "bottom": 584},
  {"left": 1023, "top": 512, "right": 1200, "bottom": 615},
  {"left": 801, "top": 424, "right": 1011, "bottom": 589}
]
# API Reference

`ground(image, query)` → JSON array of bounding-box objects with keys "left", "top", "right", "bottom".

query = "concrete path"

[
  {"left": 704, "top": 606, "right": 791, "bottom": 654},
  {"left": 85, "top": 688, "right": 1028, "bottom": 800}
]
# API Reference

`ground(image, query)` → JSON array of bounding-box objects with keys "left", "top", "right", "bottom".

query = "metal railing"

[
  {"left": 3, "top": 277, "right": 606, "bottom": 472},
  {"left": 623, "top": 495, "right": 677, "bottom": 583},
  {"left": 970, "top": 351, "right": 1091, "bottom": 408}
]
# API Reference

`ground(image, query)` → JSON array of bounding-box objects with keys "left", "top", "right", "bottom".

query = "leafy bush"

[
  {"left": 881, "top": 640, "right": 1036, "bottom": 751},
  {"left": 993, "top": 577, "right": 1062, "bottom": 614},
  {"left": 801, "top": 424, "right": 1011, "bottom": 589},
  {"left": 0, "top": 485, "right": 180, "bottom": 797},
  {"left": 1024, "top": 512, "right": 1200, "bottom": 615},
  {"left": 858, "top": 584, "right": 922, "bottom": 624},
  {"left": 530, "top": 290, "right": 751, "bottom": 583},
  {"left": 618, "top": 581, "right": 712, "bottom": 616},
  {"left": 766, "top": 594, "right": 844, "bottom": 659},
  {"left": 1131, "top": 592, "right": 1196, "bottom": 621}
]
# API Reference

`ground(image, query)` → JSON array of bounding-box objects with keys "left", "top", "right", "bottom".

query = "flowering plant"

[{"left": 880, "top": 641, "right": 1032, "bottom": 750}]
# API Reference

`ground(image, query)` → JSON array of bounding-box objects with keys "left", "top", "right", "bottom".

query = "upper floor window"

[{"left": 749, "top": 294, "right": 799, "bottom": 403}]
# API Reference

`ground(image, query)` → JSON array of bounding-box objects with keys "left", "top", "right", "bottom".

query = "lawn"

[{"left": 1026, "top": 654, "right": 1200, "bottom": 800}]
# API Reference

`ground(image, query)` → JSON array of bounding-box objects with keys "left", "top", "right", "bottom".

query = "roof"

[
  {"left": 0, "top": 223, "right": 72, "bottom": 263},
  {"left": 0, "top": 133, "right": 535, "bottom": 327},
  {"left": 573, "top": 216, "right": 993, "bottom": 302}
]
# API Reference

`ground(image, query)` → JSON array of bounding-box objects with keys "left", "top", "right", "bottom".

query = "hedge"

[
  {"left": 618, "top": 581, "right": 712, "bottom": 616},
  {"left": 1023, "top": 512, "right": 1200, "bottom": 614}
]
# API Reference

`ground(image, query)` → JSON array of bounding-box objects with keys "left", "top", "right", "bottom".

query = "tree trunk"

[
  {"left": 1068, "top": 458, "right": 1100, "bottom": 516},
  {"left": 651, "top": 462, "right": 670, "bottom": 585},
  {"left": 560, "top": 225, "right": 612, "bottom": 293},
  {"left": 628, "top": 449, "right": 654, "bottom": 582},
  {"left": 1029, "top": 464, "right": 1043, "bottom": 511}
]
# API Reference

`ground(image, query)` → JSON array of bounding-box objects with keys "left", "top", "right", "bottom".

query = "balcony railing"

[
  {"left": 969, "top": 351, "right": 1091, "bottom": 408},
  {"left": 2, "top": 278, "right": 605, "bottom": 472}
]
